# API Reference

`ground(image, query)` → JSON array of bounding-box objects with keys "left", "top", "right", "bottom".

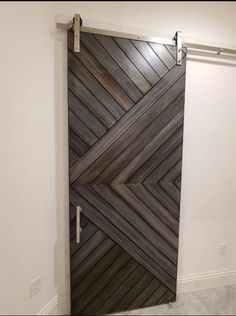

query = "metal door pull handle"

[{"left": 76, "top": 206, "right": 82, "bottom": 243}]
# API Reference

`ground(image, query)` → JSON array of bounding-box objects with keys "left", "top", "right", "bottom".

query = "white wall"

[
  {"left": 0, "top": 2, "right": 58, "bottom": 315},
  {"left": 178, "top": 59, "right": 236, "bottom": 292},
  {"left": 1, "top": 2, "right": 236, "bottom": 315}
]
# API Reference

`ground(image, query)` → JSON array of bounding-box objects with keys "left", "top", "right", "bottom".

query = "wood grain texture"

[{"left": 68, "top": 30, "right": 186, "bottom": 315}]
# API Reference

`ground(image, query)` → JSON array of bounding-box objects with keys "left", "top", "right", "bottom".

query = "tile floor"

[{"left": 114, "top": 285, "right": 236, "bottom": 315}]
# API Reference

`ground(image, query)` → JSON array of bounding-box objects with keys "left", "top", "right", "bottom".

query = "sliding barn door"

[{"left": 68, "top": 30, "right": 186, "bottom": 315}]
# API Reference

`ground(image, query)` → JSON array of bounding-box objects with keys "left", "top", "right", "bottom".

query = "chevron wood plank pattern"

[{"left": 68, "top": 30, "right": 186, "bottom": 315}]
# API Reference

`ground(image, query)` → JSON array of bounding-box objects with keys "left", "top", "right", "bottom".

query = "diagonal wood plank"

[
  {"left": 70, "top": 188, "right": 177, "bottom": 293},
  {"left": 68, "top": 110, "right": 98, "bottom": 147},
  {"left": 114, "top": 37, "right": 160, "bottom": 85},
  {"left": 132, "top": 40, "right": 169, "bottom": 77},
  {"left": 82, "top": 259, "right": 138, "bottom": 315},
  {"left": 130, "top": 127, "right": 183, "bottom": 183},
  {"left": 145, "top": 183, "right": 180, "bottom": 220},
  {"left": 69, "top": 90, "right": 107, "bottom": 138},
  {"left": 68, "top": 31, "right": 186, "bottom": 314},
  {"left": 68, "top": 71, "right": 116, "bottom": 129},
  {"left": 71, "top": 237, "right": 114, "bottom": 289},
  {"left": 92, "top": 94, "right": 184, "bottom": 184},
  {"left": 78, "top": 43, "right": 134, "bottom": 111},
  {"left": 70, "top": 60, "right": 185, "bottom": 183},
  {"left": 72, "top": 252, "right": 131, "bottom": 314},
  {"left": 93, "top": 184, "right": 178, "bottom": 262},
  {"left": 69, "top": 129, "right": 89, "bottom": 157},
  {"left": 74, "top": 78, "right": 185, "bottom": 185},
  {"left": 74, "top": 184, "right": 178, "bottom": 270},
  {"left": 95, "top": 34, "right": 152, "bottom": 94},
  {"left": 96, "top": 265, "right": 146, "bottom": 314},
  {"left": 80, "top": 32, "right": 143, "bottom": 102},
  {"left": 149, "top": 42, "right": 176, "bottom": 69},
  {"left": 68, "top": 51, "right": 125, "bottom": 120}
]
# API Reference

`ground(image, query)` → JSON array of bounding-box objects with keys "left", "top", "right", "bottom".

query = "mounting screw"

[{"left": 217, "top": 48, "right": 224, "bottom": 55}]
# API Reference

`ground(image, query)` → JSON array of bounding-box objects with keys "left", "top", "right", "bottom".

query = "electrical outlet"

[
  {"left": 219, "top": 242, "right": 227, "bottom": 255},
  {"left": 30, "top": 276, "right": 41, "bottom": 298}
]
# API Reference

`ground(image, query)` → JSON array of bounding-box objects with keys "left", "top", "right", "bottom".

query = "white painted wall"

[
  {"left": 1, "top": 2, "right": 236, "bottom": 315},
  {"left": 0, "top": 2, "right": 57, "bottom": 315},
  {"left": 178, "top": 59, "right": 236, "bottom": 293}
]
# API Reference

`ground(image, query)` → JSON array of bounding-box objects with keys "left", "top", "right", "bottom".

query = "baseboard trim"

[
  {"left": 38, "top": 296, "right": 60, "bottom": 315},
  {"left": 37, "top": 270, "right": 236, "bottom": 313},
  {"left": 177, "top": 269, "right": 236, "bottom": 294}
]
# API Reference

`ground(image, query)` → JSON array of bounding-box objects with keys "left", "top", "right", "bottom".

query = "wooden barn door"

[{"left": 68, "top": 29, "right": 186, "bottom": 315}]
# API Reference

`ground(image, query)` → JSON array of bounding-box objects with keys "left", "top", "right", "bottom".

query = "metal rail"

[{"left": 57, "top": 14, "right": 236, "bottom": 65}]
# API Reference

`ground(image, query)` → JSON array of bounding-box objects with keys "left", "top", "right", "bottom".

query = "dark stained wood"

[
  {"left": 80, "top": 32, "right": 143, "bottom": 102},
  {"left": 73, "top": 184, "right": 177, "bottom": 276},
  {"left": 127, "top": 183, "right": 179, "bottom": 235},
  {"left": 110, "top": 111, "right": 184, "bottom": 185},
  {"left": 160, "top": 160, "right": 182, "bottom": 205},
  {"left": 114, "top": 272, "right": 153, "bottom": 312},
  {"left": 149, "top": 42, "right": 176, "bottom": 69},
  {"left": 130, "top": 127, "right": 183, "bottom": 183},
  {"left": 70, "top": 188, "right": 176, "bottom": 292},
  {"left": 92, "top": 95, "right": 184, "bottom": 184},
  {"left": 70, "top": 221, "right": 98, "bottom": 256},
  {"left": 70, "top": 230, "right": 107, "bottom": 273},
  {"left": 71, "top": 77, "right": 185, "bottom": 185},
  {"left": 144, "top": 284, "right": 168, "bottom": 307},
  {"left": 158, "top": 291, "right": 176, "bottom": 305},
  {"left": 69, "top": 129, "right": 88, "bottom": 157},
  {"left": 94, "top": 184, "right": 178, "bottom": 251},
  {"left": 78, "top": 43, "right": 134, "bottom": 111},
  {"left": 69, "top": 90, "right": 106, "bottom": 138},
  {"left": 96, "top": 265, "right": 146, "bottom": 314},
  {"left": 145, "top": 144, "right": 183, "bottom": 184},
  {"left": 128, "top": 278, "right": 161, "bottom": 309},
  {"left": 69, "top": 148, "right": 78, "bottom": 166},
  {"left": 73, "top": 252, "right": 130, "bottom": 313},
  {"left": 132, "top": 40, "right": 169, "bottom": 77},
  {"left": 72, "top": 244, "right": 123, "bottom": 302},
  {"left": 68, "top": 30, "right": 186, "bottom": 315},
  {"left": 68, "top": 51, "right": 125, "bottom": 120},
  {"left": 113, "top": 37, "right": 160, "bottom": 85},
  {"left": 82, "top": 259, "right": 138, "bottom": 314},
  {"left": 71, "top": 238, "right": 114, "bottom": 289},
  {"left": 94, "top": 34, "right": 151, "bottom": 94},
  {"left": 68, "top": 110, "right": 98, "bottom": 147},
  {"left": 146, "top": 183, "right": 180, "bottom": 220},
  {"left": 68, "top": 71, "right": 116, "bottom": 129},
  {"left": 70, "top": 61, "right": 185, "bottom": 183}
]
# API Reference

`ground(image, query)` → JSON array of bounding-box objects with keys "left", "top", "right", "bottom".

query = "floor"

[{"left": 114, "top": 285, "right": 236, "bottom": 315}]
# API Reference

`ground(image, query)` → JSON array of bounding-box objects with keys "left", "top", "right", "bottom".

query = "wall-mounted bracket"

[
  {"left": 57, "top": 15, "right": 182, "bottom": 64},
  {"left": 174, "top": 31, "right": 183, "bottom": 66},
  {"left": 56, "top": 14, "right": 82, "bottom": 52},
  {"left": 73, "top": 14, "right": 81, "bottom": 52}
]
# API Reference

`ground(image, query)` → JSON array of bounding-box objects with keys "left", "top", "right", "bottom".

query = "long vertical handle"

[{"left": 76, "top": 206, "right": 82, "bottom": 243}]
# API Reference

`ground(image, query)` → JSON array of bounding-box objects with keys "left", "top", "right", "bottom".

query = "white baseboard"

[
  {"left": 38, "top": 296, "right": 60, "bottom": 315},
  {"left": 177, "top": 269, "right": 236, "bottom": 294},
  {"left": 37, "top": 270, "right": 236, "bottom": 314}
]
